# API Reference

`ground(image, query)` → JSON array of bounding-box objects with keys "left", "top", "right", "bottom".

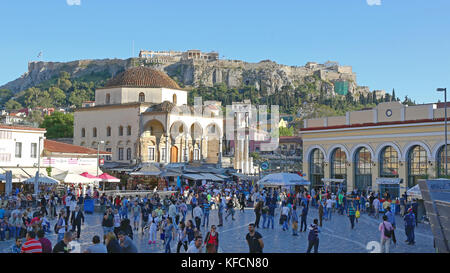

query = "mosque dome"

[{"left": 104, "top": 66, "right": 181, "bottom": 89}]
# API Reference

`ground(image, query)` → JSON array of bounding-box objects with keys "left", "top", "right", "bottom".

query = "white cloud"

[
  {"left": 66, "top": 0, "right": 81, "bottom": 6},
  {"left": 366, "top": 0, "right": 381, "bottom": 6}
]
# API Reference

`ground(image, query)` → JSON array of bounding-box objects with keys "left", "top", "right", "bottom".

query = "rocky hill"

[{"left": 1, "top": 57, "right": 371, "bottom": 98}]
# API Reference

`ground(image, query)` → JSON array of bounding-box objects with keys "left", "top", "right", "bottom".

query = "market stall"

[
  {"left": 376, "top": 177, "right": 403, "bottom": 199},
  {"left": 321, "top": 178, "right": 346, "bottom": 194}
]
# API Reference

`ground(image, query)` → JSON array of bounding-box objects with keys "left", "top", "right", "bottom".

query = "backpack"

[{"left": 383, "top": 222, "right": 392, "bottom": 238}]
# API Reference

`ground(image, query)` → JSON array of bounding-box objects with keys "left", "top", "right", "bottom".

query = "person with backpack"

[
  {"left": 306, "top": 219, "right": 320, "bottom": 253},
  {"left": 379, "top": 215, "right": 394, "bottom": 253},
  {"left": 204, "top": 225, "right": 219, "bottom": 253}
]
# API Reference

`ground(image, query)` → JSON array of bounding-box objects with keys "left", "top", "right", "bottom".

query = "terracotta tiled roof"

[
  {"left": 104, "top": 66, "right": 181, "bottom": 89},
  {"left": 44, "top": 139, "right": 111, "bottom": 155},
  {"left": 0, "top": 124, "right": 46, "bottom": 132},
  {"left": 279, "top": 136, "right": 302, "bottom": 144}
]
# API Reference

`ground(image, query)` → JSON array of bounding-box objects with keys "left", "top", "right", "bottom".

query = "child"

[{"left": 148, "top": 218, "right": 157, "bottom": 244}]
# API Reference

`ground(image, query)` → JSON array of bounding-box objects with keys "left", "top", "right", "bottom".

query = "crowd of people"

[{"left": 0, "top": 180, "right": 422, "bottom": 253}]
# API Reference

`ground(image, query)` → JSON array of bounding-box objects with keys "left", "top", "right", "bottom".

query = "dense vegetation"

[
  {"left": 1, "top": 70, "right": 415, "bottom": 136},
  {"left": 1, "top": 71, "right": 109, "bottom": 110}
]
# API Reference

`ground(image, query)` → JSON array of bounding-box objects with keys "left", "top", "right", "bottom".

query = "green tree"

[
  {"left": 48, "top": 86, "right": 66, "bottom": 106},
  {"left": 26, "top": 110, "right": 44, "bottom": 125},
  {"left": 68, "top": 89, "right": 91, "bottom": 107},
  {"left": 4, "top": 99, "right": 22, "bottom": 110},
  {"left": 22, "top": 87, "right": 53, "bottom": 108},
  {"left": 0, "top": 89, "right": 13, "bottom": 105},
  {"left": 279, "top": 126, "right": 294, "bottom": 136},
  {"left": 40, "top": 112, "right": 74, "bottom": 138}
]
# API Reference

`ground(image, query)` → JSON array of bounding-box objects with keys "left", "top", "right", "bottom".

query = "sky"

[{"left": 0, "top": 0, "right": 449, "bottom": 103}]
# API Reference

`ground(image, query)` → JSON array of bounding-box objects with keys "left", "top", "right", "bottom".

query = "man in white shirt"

[
  {"left": 193, "top": 205, "right": 203, "bottom": 230},
  {"left": 325, "top": 198, "right": 333, "bottom": 220},
  {"left": 187, "top": 236, "right": 204, "bottom": 253},
  {"left": 373, "top": 198, "right": 381, "bottom": 219}
]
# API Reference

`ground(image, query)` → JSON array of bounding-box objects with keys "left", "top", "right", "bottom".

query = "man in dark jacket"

[
  {"left": 300, "top": 202, "right": 309, "bottom": 232},
  {"left": 71, "top": 205, "right": 84, "bottom": 239},
  {"left": 404, "top": 208, "right": 416, "bottom": 245}
]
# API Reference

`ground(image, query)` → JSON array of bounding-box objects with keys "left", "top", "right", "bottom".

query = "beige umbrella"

[{"left": 53, "top": 171, "right": 95, "bottom": 185}]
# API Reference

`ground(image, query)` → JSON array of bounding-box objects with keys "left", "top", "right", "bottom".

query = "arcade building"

[{"left": 301, "top": 101, "right": 450, "bottom": 198}]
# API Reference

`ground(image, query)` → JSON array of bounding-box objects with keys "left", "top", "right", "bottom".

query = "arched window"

[
  {"left": 106, "top": 93, "right": 110, "bottom": 104},
  {"left": 93, "top": 128, "right": 97, "bottom": 138},
  {"left": 407, "top": 145, "right": 427, "bottom": 188},
  {"left": 106, "top": 126, "right": 111, "bottom": 137},
  {"left": 380, "top": 146, "right": 399, "bottom": 177},
  {"left": 119, "top": 126, "right": 123, "bottom": 136},
  {"left": 330, "top": 148, "right": 347, "bottom": 193},
  {"left": 81, "top": 128, "right": 86, "bottom": 137},
  {"left": 354, "top": 147, "right": 372, "bottom": 192},
  {"left": 437, "top": 144, "right": 450, "bottom": 177},
  {"left": 127, "top": 126, "right": 132, "bottom": 136},
  {"left": 173, "top": 94, "right": 177, "bottom": 104},
  {"left": 139, "top": 92, "right": 145, "bottom": 102},
  {"left": 379, "top": 146, "right": 399, "bottom": 198},
  {"left": 309, "top": 148, "right": 324, "bottom": 188},
  {"left": 126, "top": 148, "right": 132, "bottom": 160}
]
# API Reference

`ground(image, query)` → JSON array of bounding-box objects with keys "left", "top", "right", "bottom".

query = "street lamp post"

[
  {"left": 97, "top": 140, "right": 105, "bottom": 190},
  {"left": 438, "top": 88, "right": 447, "bottom": 176}
]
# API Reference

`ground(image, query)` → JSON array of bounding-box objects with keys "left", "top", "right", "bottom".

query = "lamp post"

[
  {"left": 437, "top": 88, "right": 447, "bottom": 176},
  {"left": 97, "top": 140, "right": 105, "bottom": 190},
  {"left": 34, "top": 136, "right": 43, "bottom": 205}
]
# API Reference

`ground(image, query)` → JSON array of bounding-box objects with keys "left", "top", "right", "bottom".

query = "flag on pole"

[{"left": 37, "top": 52, "right": 42, "bottom": 58}]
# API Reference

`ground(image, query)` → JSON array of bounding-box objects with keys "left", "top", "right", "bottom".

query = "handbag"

[
  {"left": 355, "top": 210, "right": 360, "bottom": 219},
  {"left": 383, "top": 223, "right": 392, "bottom": 238}
]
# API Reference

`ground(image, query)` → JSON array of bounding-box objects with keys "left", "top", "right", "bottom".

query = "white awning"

[
  {"left": 199, "top": 173, "right": 224, "bottom": 182},
  {"left": 129, "top": 171, "right": 161, "bottom": 176},
  {"left": 182, "top": 174, "right": 205, "bottom": 181},
  {"left": 376, "top": 178, "right": 402, "bottom": 185}
]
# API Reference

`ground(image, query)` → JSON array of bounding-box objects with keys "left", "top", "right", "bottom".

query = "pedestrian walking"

[
  {"left": 254, "top": 200, "right": 262, "bottom": 228},
  {"left": 164, "top": 217, "right": 176, "bottom": 253},
  {"left": 217, "top": 197, "right": 224, "bottom": 227},
  {"left": 404, "top": 208, "right": 416, "bottom": 245},
  {"left": 300, "top": 202, "right": 308, "bottom": 232},
  {"left": 280, "top": 202, "right": 290, "bottom": 231},
  {"left": 193, "top": 204, "right": 203, "bottom": 230},
  {"left": 118, "top": 231, "right": 138, "bottom": 253},
  {"left": 225, "top": 197, "right": 235, "bottom": 221},
  {"left": 246, "top": 223, "right": 264, "bottom": 253},
  {"left": 379, "top": 215, "right": 394, "bottom": 253},
  {"left": 187, "top": 235, "right": 204, "bottom": 253},
  {"left": 70, "top": 205, "right": 84, "bottom": 240},
  {"left": 291, "top": 206, "right": 299, "bottom": 236},
  {"left": 318, "top": 202, "right": 324, "bottom": 227},
  {"left": 348, "top": 203, "right": 356, "bottom": 229},
  {"left": 204, "top": 225, "right": 219, "bottom": 253},
  {"left": 306, "top": 219, "right": 320, "bottom": 253},
  {"left": 176, "top": 221, "right": 188, "bottom": 253}
]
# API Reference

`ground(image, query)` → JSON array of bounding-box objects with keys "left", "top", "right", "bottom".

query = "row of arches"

[
  {"left": 308, "top": 142, "right": 450, "bottom": 193},
  {"left": 142, "top": 120, "right": 222, "bottom": 140}
]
